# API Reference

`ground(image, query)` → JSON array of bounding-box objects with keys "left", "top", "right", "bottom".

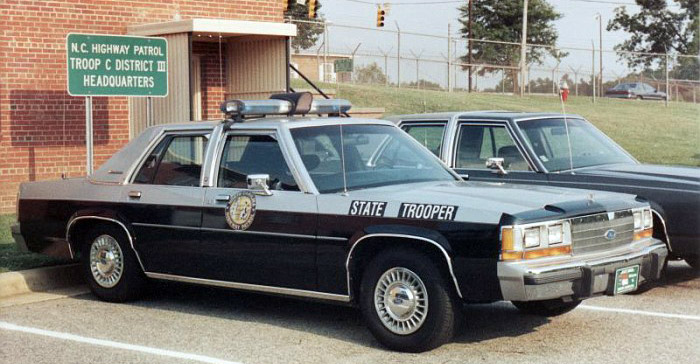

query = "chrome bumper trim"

[{"left": 498, "top": 238, "right": 668, "bottom": 302}]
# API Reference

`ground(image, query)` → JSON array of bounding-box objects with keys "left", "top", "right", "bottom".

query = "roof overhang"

[{"left": 127, "top": 18, "right": 297, "bottom": 38}]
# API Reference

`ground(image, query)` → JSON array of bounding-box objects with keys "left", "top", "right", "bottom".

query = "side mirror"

[
  {"left": 247, "top": 174, "right": 272, "bottom": 196},
  {"left": 486, "top": 157, "right": 508, "bottom": 175}
]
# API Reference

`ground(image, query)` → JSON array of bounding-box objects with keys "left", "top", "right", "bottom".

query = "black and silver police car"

[{"left": 13, "top": 94, "right": 667, "bottom": 352}]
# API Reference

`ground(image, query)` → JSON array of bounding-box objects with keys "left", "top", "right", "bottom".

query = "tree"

[
  {"left": 355, "top": 63, "right": 387, "bottom": 84},
  {"left": 285, "top": 1, "right": 325, "bottom": 52},
  {"left": 607, "top": 0, "right": 698, "bottom": 79},
  {"left": 457, "top": 1, "right": 565, "bottom": 92}
]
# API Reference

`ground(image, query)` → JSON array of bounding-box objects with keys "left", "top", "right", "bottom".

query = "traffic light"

[
  {"left": 308, "top": 0, "right": 319, "bottom": 19},
  {"left": 376, "top": 6, "right": 385, "bottom": 28}
]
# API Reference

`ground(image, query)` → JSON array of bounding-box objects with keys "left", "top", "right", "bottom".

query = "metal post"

[
  {"left": 467, "top": 0, "right": 473, "bottom": 92},
  {"left": 453, "top": 40, "right": 457, "bottom": 90},
  {"left": 519, "top": 0, "right": 529, "bottom": 97},
  {"left": 592, "top": 40, "right": 596, "bottom": 103},
  {"left": 285, "top": 37, "right": 291, "bottom": 92},
  {"left": 146, "top": 96, "right": 153, "bottom": 128},
  {"left": 396, "top": 21, "right": 401, "bottom": 89},
  {"left": 665, "top": 51, "right": 669, "bottom": 107},
  {"left": 501, "top": 68, "right": 505, "bottom": 94},
  {"left": 384, "top": 53, "right": 389, "bottom": 86},
  {"left": 447, "top": 23, "right": 452, "bottom": 92},
  {"left": 350, "top": 43, "right": 361, "bottom": 84},
  {"left": 410, "top": 49, "right": 423, "bottom": 89},
  {"left": 527, "top": 66, "right": 531, "bottom": 94},
  {"left": 596, "top": 13, "right": 603, "bottom": 98},
  {"left": 569, "top": 66, "right": 580, "bottom": 96},
  {"left": 85, "top": 96, "right": 93, "bottom": 175},
  {"left": 323, "top": 22, "right": 329, "bottom": 83}
]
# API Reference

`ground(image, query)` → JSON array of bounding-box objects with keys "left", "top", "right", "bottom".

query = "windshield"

[
  {"left": 290, "top": 124, "right": 457, "bottom": 193},
  {"left": 517, "top": 118, "right": 636, "bottom": 172}
]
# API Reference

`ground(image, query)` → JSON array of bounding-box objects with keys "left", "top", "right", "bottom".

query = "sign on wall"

[{"left": 66, "top": 34, "right": 168, "bottom": 97}]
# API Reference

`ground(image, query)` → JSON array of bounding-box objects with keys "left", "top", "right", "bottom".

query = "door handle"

[
  {"left": 128, "top": 191, "right": 142, "bottom": 199},
  {"left": 215, "top": 194, "right": 230, "bottom": 202}
]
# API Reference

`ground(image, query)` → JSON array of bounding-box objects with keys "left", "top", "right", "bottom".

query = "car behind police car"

[{"left": 13, "top": 95, "right": 667, "bottom": 352}]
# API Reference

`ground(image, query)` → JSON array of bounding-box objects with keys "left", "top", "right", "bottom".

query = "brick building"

[{"left": 0, "top": 0, "right": 296, "bottom": 213}]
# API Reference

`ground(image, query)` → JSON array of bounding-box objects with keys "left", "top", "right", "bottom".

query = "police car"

[{"left": 13, "top": 93, "right": 667, "bottom": 352}]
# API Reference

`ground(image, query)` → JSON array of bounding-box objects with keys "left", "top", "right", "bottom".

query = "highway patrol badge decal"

[{"left": 226, "top": 192, "right": 257, "bottom": 230}]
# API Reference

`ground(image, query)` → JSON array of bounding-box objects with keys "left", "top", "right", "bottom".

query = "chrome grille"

[{"left": 571, "top": 210, "right": 634, "bottom": 255}]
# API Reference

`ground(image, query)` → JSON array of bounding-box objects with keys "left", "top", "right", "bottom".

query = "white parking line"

[
  {"left": 580, "top": 305, "right": 700, "bottom": 321},
  {"left": 0, "top": 321, "right": 243, "bottom": 364}
]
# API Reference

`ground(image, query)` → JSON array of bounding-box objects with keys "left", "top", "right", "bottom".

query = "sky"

[{"left": 310, "top": 0, "right": 679, "bottom": 89}]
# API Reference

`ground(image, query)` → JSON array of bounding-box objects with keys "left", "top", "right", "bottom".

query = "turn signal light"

[
  {"left": 634, "top": 228, "right": 653, "bottom": 241},
  {"left": 523, "top": 246, "right": 572, "bottom": 260}
]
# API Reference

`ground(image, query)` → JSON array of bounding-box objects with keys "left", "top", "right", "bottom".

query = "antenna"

[{"left": 559, "top": 85, "right": 575, "bottom": 174}]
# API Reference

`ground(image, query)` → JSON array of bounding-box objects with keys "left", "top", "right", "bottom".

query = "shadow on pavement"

[{"left": 74, "top": 281, "right": 550, "bottom": 349}]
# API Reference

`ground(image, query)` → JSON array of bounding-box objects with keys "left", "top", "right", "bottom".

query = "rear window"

[{"left": 134, "top": 134, "right": 209, "bottom": 186}]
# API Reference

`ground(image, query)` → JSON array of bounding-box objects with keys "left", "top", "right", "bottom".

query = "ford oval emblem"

[{"left": 605, "top": 229, "right": 616, "bottom": 240}]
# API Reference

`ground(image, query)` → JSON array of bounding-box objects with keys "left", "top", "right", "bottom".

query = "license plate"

[{"left": 614, "top": 265, "right": 640, "bottom": 294}]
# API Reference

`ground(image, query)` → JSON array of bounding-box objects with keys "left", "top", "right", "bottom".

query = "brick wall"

[{"left": 0, "top": 0, "right": 285, "bottom": 213}]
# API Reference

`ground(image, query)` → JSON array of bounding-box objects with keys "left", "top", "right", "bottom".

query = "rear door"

[
  {"left": 399, "top": 121, "right": 449, "bottom": 158},
  {"left": 200, "top": 130, "right": 318, "bottom": 290},
  {"left": 451, "top": 121, "right": 547, "bottom": 184},
  {"left": 125, "top": 131, "right": 210, "bottom": 274}
]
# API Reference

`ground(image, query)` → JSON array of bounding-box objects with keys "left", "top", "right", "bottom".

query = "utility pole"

[
  {"left": 447, "top": 23, "right": 452, "bottom": 92},
  {"left": 596, "top": 13, "right": 603, "bottom": 98},
  {"left": 467, "top": 0, "right": 473, "bottom": 92},
  {"left": 396, "top": 21, "right": 401, "bottom": 89},
  {"left": 519, "top": 0, "right": 529, "bottom": 97}
]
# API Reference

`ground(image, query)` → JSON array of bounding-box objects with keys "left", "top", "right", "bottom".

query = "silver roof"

[{"left": 385, "top": 110, "right": 584, "bottom": 123}]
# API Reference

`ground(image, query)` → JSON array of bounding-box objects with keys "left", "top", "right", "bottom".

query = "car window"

[
  {"left": 134, "top": 134, "right": 208, "bottom": 186},
  {"left": 217, "top": 134, "right": 299, "bottom": 191},
  {"left": 401, "top": 123, "right": 447, "bottom": 157},
  {"left": 291, "top": 124, "right": 455, "bottom": 193},
  {"left": 455, "top": 125, "right": 530, "bottom": 171}
]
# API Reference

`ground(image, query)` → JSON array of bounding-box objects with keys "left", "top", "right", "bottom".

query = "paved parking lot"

[{"left": 1, "top": 261, "right": 698, "bottom": 364}]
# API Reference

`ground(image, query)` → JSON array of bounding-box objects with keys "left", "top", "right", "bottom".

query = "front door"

[
  {"left": 451, "top": 122, "right": 547, "bottom": 185},
  {"left": 200, "top": 132, "right": 318, "bottom": 290}
]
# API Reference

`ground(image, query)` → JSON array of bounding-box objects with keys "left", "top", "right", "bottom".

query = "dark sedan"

[
  {"left": 605, "top": 82, "right": 667, "bottom": 100},
  {"left": 390, "top": 111, "right": 700, "bottom": 270}
]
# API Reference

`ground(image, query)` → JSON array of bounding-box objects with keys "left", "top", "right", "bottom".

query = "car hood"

[
  {"left": 575, "top": 163, "right": 700, "bottom": 189},
  {"left": 357, "top": 180, "right": 639, "bottom": 224}
]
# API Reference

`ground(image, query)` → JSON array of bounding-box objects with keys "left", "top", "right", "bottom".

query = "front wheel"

[
  {"left": 511, "top": 299, "right": 582, "bottom": 317},
  {"left": 360, "top": 249, "right": 459, "bottom": 352},
  {"left": 81, "top": 224, "right": 145, "bottom": 302}
]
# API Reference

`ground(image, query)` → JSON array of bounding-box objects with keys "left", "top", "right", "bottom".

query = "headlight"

[
  {"left": 633, "top": 207, "right": 653, "bottom": 240},
  {"left": 501, "top": 221, "right": 572, "bottom": 261},
  {"left": 523, "top": 227, "right": 541, "bottom": 248}
]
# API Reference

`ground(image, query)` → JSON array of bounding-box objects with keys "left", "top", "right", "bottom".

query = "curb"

[{"left": 0, "top": 264, "right": 83, "bottom": 299}]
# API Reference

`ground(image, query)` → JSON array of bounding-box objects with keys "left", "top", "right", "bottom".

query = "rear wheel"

[
  {"left": 511, "top": 299, "right": 582, "bottom": 317},
  {"left": 81, "top": 224, "right": 145, "bottom": 302},
  {"left": 360, "top": 248, "right": 459, "bottom": 352}
]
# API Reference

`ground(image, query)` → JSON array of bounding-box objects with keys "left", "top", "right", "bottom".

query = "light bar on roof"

[
  {"left": 309, "top": 99, "right": 352, "bottom": 114},
  {"left": 220, "top": 99, "right": 293, "bottom": 116}
]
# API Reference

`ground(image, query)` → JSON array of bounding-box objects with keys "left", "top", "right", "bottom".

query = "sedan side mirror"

[
  {"left": 247, "top": 174, "right": 272, "bottom": 196},
  {"left": 486, "top": 157, "right": 508, "bottom": 175}
]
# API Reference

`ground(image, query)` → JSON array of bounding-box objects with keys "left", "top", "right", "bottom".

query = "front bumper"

[
  {"left": 498, "top": 238, "right": 668, "bottom": 302},
  {"left": 11, "top": 223, "right": 29, "bottom": 252}
]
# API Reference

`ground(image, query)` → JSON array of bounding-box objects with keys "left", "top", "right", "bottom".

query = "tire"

[
  {"left": 81, "top": 224, "right": 146, "bottom": 302},
  {"left": 359, "top": 248, "right": 459, "bottom": 352},
  {"left": 636, "top": 95, "right": 643, "bottom": 100},
  {"left": 684, "top": 255, "right": 700, "bottom": 272},
  {"left": 511, "top": 299, "right": 582, "bottom": 317}
]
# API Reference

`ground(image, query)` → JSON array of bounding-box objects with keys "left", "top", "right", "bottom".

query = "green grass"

[
  {"left": 0, "top": 215, "right": 68, "bottom": 273},
  {"left": 305, "top": 81, "right": 700, "bottom": 167}
]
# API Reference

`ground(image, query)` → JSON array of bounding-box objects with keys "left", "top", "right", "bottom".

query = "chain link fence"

[{"left": 291, "top": 19, "right": 699, "bottom": 104}]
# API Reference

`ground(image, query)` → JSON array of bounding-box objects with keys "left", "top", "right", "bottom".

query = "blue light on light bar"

[
  {"left": 221, "top": 99, "right": 293, "bottom": 116},
  {"left": 309, "top": 99, "right": 352, "bottom": 114}
]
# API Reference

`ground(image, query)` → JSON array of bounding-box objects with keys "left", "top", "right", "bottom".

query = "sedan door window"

[
  {"left": 455, "top": 125, "right": 530, "bottom": 171},
  {"left": 134, "top": 134, "right": 208, "bottom": 186},
  {"left": 217, "top": 134, "right": 299, "bottom": 191},
  {"left": 401, "top": 123, "right": 447, "bottom": 157}
]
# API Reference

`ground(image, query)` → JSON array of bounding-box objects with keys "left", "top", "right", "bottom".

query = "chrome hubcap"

[
  {"left": 374, "top": 267, "right": 428, "bottom": 335},
  {"left": 89, "top": 234, "right": 123, "bottom": 288}
]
